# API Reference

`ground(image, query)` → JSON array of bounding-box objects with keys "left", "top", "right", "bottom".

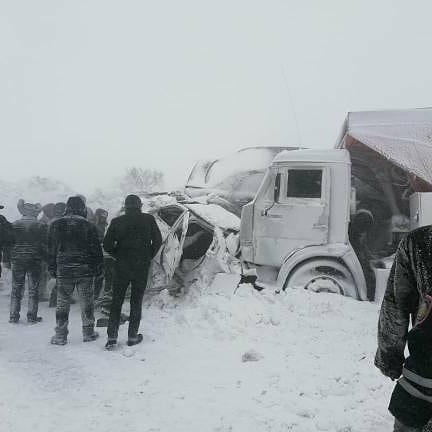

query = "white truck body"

[
  {"left": 241, "top": 148, "right": 367, "bottom": 300},
  {"left": 240, "top": 108, "right": 432, "bottom": 301}
]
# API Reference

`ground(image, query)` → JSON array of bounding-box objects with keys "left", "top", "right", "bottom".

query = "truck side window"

[{"left": 287, "top": 170, "right": 322, "bottom": 199}]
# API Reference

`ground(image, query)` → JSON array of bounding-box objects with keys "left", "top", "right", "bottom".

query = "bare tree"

[{"left": 120, "top": 168, "right": 165, "bottom": 193}]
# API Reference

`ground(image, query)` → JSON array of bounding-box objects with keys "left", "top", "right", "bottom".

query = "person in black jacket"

[
  {"left": 375, "top": 226, "right": 432, "bottom": 431},
  {"left": 47, "top": 201, "right": 67, "bottom": 307},
  {"left": 48, "top": 196, "right": 103, "bottom": 345},
  {"left": 93, "top": 208, "right": 109, "bottom": 300},
  {"left": 9, "top": 200, "right": 47, "bottom": 323},
  {"left": 0, "top": 204, "right": 14, "bottom": 281},
  {"left": 104, "top": 194, "right": 162, "bottom": 349}
]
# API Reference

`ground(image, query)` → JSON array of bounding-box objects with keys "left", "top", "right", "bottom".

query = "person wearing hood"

[
  {"left": 9, "top": 199, "right": 47, "bottom": 324},
  {"left": 103, "top": 194, "right": 162, "bottom": 349},
  {"left": 48, "top": 196, "right": 103, "bottom": 345},
  {"left": 76, "top": 194, "right": 96, "bottom": 224}
]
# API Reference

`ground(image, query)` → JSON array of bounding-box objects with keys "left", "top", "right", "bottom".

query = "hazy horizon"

[{"left": 2, "top": 0, "right": 432, "bottom": 193}]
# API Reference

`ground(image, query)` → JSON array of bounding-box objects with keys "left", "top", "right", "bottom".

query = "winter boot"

[
  {"left": 9, "top": 316, "right": 19, "bottom": 324},
  {"left": 50, "top": 335, "right": 67, "bottom": 345},
  {"left": 127, "top": 334, "right": 143, "bottom": 347},
  {"left": 105, "top": 338, "right": 117, "bottom": 350},
  {"left": 27, "top": 316, "right": 43, "bottom": 324},
  {"left": 83, "top": 328, "right": 99, "bottom": 343}
]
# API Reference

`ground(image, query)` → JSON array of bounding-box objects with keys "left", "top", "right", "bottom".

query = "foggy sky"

[{"left": 2, "top": 0, "right": 432, "bottom": 192}]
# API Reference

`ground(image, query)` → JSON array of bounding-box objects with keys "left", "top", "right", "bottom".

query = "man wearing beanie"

[
  {"left": 103, "top": 194, "right": 162, "bottom": 349},
  {"left": 48, "top": 196, "right": 103, "bottom": 345}
]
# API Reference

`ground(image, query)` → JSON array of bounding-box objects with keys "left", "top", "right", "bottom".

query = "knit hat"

[{"left": 124, "top": 194, "right": 142, "bottom": 209}]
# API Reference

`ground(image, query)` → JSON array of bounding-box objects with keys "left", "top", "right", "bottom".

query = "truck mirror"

[{"left": 274, "top": 173, "right": 281, "bottom": 202}]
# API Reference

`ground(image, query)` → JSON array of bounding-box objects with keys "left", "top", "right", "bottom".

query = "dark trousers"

[
  {"left": 55, "top": 277, "right": 95, "bottom": 339},
  {"left": 107, "top": 263, "right": 149, "bottom": 340},
  {"left": 10, "top": 258, "right": 42, "bottom": 320}
]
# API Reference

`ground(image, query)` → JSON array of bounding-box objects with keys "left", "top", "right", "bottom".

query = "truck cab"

[{"left": 240, "top": 148, "right": 368, "bottom": 300}]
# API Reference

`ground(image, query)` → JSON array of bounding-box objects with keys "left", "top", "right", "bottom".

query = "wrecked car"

[
  {"left": 144, "top": 198, "right": 242, "bottom": 295},
  {"left": 185, "top": 146, "right": 299, "bottom": 216}
]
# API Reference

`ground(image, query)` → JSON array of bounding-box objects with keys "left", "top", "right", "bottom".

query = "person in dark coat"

[
  {"left": 9, "top": 200, "right": 47, "bottom": 323},
  {"left": 48, "top": 196, "right": 103, "bottom": 345},
  {"left": 47, "top": 202, "right": 67, "bottom": 307},
  {"left": 0, "top": 204, "right": 14, "bottom": 280},
  {"left": 375, "top": 226, "right": 432, "bottom": 431},
  {"left": 93, "top": 208, "right": 109, "bottom": 300},
  {"left": 39, "top": 203, "right": 56, "bottom": 301},
  {"left": 103, "top": 194, "right": 162, "bottom": 349},
  {"left": 348, "top": 208, "right": 377, "bottom": 300}
]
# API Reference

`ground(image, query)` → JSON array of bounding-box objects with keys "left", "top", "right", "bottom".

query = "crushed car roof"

[{"left": 184, "top": 203, "right": 240, "bottom": 232}]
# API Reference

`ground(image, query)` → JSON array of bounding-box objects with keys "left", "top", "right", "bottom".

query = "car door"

[{"left": 147, "top": 208, "right": 190, "bottom": 293}]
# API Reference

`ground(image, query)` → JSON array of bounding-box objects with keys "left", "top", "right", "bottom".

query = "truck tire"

[{"left": 284, "top": 258, "right": 359, "bottom": 299}]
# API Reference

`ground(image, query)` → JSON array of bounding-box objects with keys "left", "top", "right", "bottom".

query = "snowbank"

[{"left": 0, "top": 271, "right": 395, "bottom": 432}]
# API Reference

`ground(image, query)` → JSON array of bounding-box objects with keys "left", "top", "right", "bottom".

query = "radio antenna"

[{"left": 280, "top": 65, "right": 303, "bottom": 148}]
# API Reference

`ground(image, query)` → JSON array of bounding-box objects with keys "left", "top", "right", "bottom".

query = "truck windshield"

[{"left": 287, "top": 169, "right": 322, "bottom": 199}]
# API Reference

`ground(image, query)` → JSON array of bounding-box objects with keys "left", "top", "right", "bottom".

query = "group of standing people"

[{"left": 0, "top": 193, "right": 162, "bottom": 349}]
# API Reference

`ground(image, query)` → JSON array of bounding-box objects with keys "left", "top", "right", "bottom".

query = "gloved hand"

[
  {"left": 49, "top": 270, "right": 57, "bottom": 279},
  {"left": 375, "top": 349, "right": 404, "bottom": 380}
]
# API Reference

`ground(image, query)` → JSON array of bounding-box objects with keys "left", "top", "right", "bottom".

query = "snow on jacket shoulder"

[
  {"left": 103, "top": 210, "right": 162, "bottom": 264},
  {"left": 11, "top": 217, "right": 47, "bottom": 262},
  {"left": 48, "top": 214, "right": 103, "bottom": 279}
]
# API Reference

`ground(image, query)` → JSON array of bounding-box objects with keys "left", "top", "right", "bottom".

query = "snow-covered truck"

[{"left": 239, "top": 108, "right": 432, "bottom": 301}]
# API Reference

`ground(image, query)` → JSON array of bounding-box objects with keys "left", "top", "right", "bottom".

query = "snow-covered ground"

[{"left": 0, "top": 271, "right": 395, "bottom": 432}]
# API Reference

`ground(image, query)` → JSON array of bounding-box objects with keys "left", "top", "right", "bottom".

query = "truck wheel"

[{"left": 285, "top": 259, "right": 358, "bottom": 299}]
